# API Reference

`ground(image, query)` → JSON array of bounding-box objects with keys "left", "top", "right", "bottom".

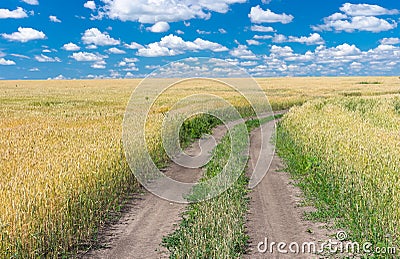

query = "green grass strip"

[{"left": 162, "top": 115, "right": 278, "bottom": 258}]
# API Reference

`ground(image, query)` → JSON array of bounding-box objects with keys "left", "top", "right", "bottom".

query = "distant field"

[{"left": 1, "top": 77, "right": 399, "bottom": 257}]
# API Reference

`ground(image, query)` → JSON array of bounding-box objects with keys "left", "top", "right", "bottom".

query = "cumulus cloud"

[
  {"left": 313, "top": 3, "right": 398, "bottom": 33},
  {"left": 253, "top": 35, "right": 272, "bottom": 40},
  {"left": 0, "top": 58, "right": 16, "bottom": 65},
  {"left": 51, "top": 74, "right": 66, "bottom": 80},
  {"left": 272, "top": 33, "right": 325, "bottom": 45},
  {"left": 137, "top": 34, "right": 228, "bottom": 57},
  {"left": 251, "top": 41, "right": 400, "bottom": 76},
  {"left": 35, "top": 54, "right": 61, "bottom": 62},
  {"left": 49, "top": 15, "right": 61, "bottom": 23},
  {"left": 380, "top": 37, "right": 400, "bottom": 45},
  {"left": 82, "top": 28, "right": 120, "bottom": 46},
  {"left": 229, "top": 45, "right": 258, "bottom": 59},
  {"left": 249, "top": 5, "right": 293, "bottom": 24},
  {"left": 146, "top": 21, "right": 170, "bottom": 33},
  {"left": 118, "top": 58, "right": 139, "bottom": 71},
  {"left": 270, "top": 45, "right": 294, "bottom": 57},
  {"left": 91, "top": 60, "right": 106, "bottom": 69},
  {"left": 246, "top": 39, "right": 261, "bottom": 45},
  {"left": 70, "top": 52, "right": 107, "bottom": 61},
  {"left": 339, "top": 3, "right": 398, "bottom": 16},
  {"left": 99, "top": 0, "right": 246, "bottom": 23},
  {"left": 84, "top": 1, "right": 96, "bottom": 10},
  {"left": 124, "top": 42, "right": 144, "bottom": 49},
  {"left": 2, "top": 27, "right": 46, "bottom": 42},
  {"left": 193, "top": 38, "right": 228, "bottom": 52},
  {"left": 250, "top": 25, "right": 275, "bottom": 32},
  {"left": 107, "top": 47, "right": 126, "bottom": 54},
  {"left": 0, "top": 7, "right": 28, "bottom": 19},
  {"left": 62, "top": 42, "right": 80, "bottom": 51},
  {"left": 21, "top": 0, "right": 39, "bottom": 5},
  {"left": 313, "top": 16, "right": 397, "bottom": 33},
  {"left": 240, "top": 61, "right": 258, "bottom": 66}
]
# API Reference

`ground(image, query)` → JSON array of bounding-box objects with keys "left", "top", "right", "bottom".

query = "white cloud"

[
  {"left": 230, "top": 45, "right": 258, "bottom": 59},
  {"left": 99, "top": 0, "right": 246, "bottom": 23},
  {"left": 35, "top": 54, "right": 61, "bottom": 62},
  {"left": 0, "top": 58, "right": 16, "bottom": 65},
  {"left": 176, "top": 30, "right": 184, "bottom": 35},
  {"left": 249, "top": 5, "right": 293, "bottom": 24},
  {"left": 196, "top": 29, "right": 211, "bottom": 35},
  {"left": 317, "top": 43, "right": 361, "bottom": 57},
  {"left": 52, "top": 74, "right": 66, "bottom": 80},
  {"left": 124, "top": 42, "right": 143, "bottom": 49},
  {"left": 380, "top": 37, "right": 400, "bottom": 45},
  {"left": 82, "top": 28, "right": 120, "bottom": 46},
  {"left": 324, "top": 12, "right": 348, "bottom": 21},
  {"left": 246, "top": 39, "right": 261, "bottom": 45},
  {"left": 2, "top": 27, "right": 46, "bottom": 42},
  {"left": 272, "top": 34, "right": 287, "bottom": 43},
  {"left": 86, "top": 45, "right": 97, "bottom": 49},
  {"left": 84, "top": 1, "right": 96, "bottom": 10},
  {"left": 107, "top": 47, "right": 126, "bottom": 54},
  {"left": 10, "top": 54, "right": 30, "bottom": 59},
  {"left": 146, "top": 21, "right": 170, "bottom": 33},
  {"left": 118, "top": 58, "right": 139, "bottom": 71},
  {"left": 315, "top": 16, "right": 397, "bottom": 33},
  {"left": 339, "top": 3, "right": 398, "bottom": 16},
  {"left": 193, "top": 38, "right": 228, "bottom": 52},
  {"left": 250, "top": 25, "right": 275, "bottom": 32},
  {"left": 287, "top": 33, "right": 325, "bottom": 45},
  {"left": 240, "top": 61, "right": 258, "bottom": 66},
  {"left": 91, "top": 60, "right": 106, "bottom": 69},
  {"left": 137, "top": 34, "right": 228, "bottom": 57},
  {"left": 313, "top": 4, "right": 398, "bottom": 33},
  {"left": 350, "top": 62, "right": 362, "bottom": 70},
  {"left": 0, "top": 7, "right": 28, "bottom": 19},
  {"left": 21, "top": 0, "right": 39, "bottom": 5},
  {"left": 62, "top": 42, "right": 80, "bottom": 51},
  {"left": 125, "top": 72, "right": 135, "bottom": 78},
  {"left": 253, "top": 35, "right": 272, "bottom": 40},
  {"left": 42, "top": 49, "right": 51, "bottom": 53},
  {"left": 49, "top": 15, "right": 61, "bottom": 23},
  {"left": 253, "top": 42, "right": 400, "bottom": 76},
  {"left": 70, "top": 52, "right": 107, "bottom": 61},
  {"left": 314, "top": 16, "right": 397, "bottom": 33},
  {"left": 29, "top": 67, "right": 39, "bottom": 71},
  {"left": 270, "top": 45, "right": 294, "bottom": 57},
  {"left": 218, "top": 28, "right": 227, "bottom": 34}
]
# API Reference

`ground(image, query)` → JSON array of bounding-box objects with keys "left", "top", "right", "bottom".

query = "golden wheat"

[{"left": 1, "top": 77, "right": 399, "bottom": 257}]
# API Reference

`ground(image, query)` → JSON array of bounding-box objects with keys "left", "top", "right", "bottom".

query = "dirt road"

[
  {"left": 82, "top": 123, "right": 230, "bottom": 259},
  {"left": 83, "top": 112, "right": 329, "bottom": 258},
  {"left": 245, "top": 121, "right": 331, "bottom": 258}
]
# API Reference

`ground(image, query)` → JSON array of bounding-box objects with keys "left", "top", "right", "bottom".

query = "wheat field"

[
  {"left": 1, "top": 77, "right": 400, "bottom": 257},
  {"left": 278, "top": 96, "right": 400, "bottom": 252}
]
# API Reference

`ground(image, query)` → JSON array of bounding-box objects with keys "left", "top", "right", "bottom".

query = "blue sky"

[{"left": 0, "top": 0, "right": 399, "bottom": 79}]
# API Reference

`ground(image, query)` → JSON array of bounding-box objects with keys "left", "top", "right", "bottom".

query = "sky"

[{"left": 0, "top": 0, "right": 400, "bottom": 79}]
